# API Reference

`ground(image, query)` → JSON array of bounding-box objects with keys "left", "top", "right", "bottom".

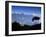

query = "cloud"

[
  {"left": 13, "top": 12, "right": 40, "bottom": 17},
  {"left": 12, "top": 13, "right": 41, "bottom": 26},
  {"left": 32, "top": 13, "right": 40, "bottom": 17}
]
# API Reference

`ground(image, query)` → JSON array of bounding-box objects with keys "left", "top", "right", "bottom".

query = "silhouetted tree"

[{"left": 32, "top": 16, "right": 40, "bottom": 21}]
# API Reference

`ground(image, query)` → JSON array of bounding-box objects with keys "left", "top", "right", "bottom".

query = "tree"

[{"left": 32, "top": 16, "right": 40, "bottom": 21}]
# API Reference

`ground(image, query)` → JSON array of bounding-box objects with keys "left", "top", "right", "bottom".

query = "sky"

[
  {"left": 12, "top": 6, "right": 41, "bottom": 26},
  {"left": 12, "top": 6, "right": 41, "bottom": 15}
]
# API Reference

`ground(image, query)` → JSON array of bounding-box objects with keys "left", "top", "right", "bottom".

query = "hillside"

[{"left": 12, "top": 21, "right": 41, "bottom": 31}]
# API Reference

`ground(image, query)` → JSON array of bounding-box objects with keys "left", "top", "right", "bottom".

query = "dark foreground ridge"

[{"left": 12, "top": 21, "right": 41, "bottom": 31}]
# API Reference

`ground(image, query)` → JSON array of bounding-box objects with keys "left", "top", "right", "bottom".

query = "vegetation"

[{"left": 12, "top": 21, "right": 41, "bottom": 31}]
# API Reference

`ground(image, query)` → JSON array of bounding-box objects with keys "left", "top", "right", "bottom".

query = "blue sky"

[
  {"left": 12, "top": 6, "right": 41, "bottom": 15},
  {"left": 12, "top": 6, "right": 41, "bottom": 26}
]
